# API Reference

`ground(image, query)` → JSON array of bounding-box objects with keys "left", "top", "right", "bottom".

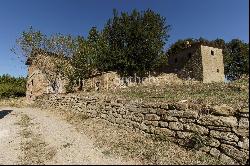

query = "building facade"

[
  {"left": 25, "top": 49, "right": 70, "bottom": 100},
  {"left": 26, "top": 44, "right": 225, "bottom": 100},
  {"left": 168, "top": 44, "right": 225, "bottom": 83}
]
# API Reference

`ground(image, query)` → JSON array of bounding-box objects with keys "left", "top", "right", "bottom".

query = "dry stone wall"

[{"left": 36, "top": 93, "right": 249, "bottom": 164}]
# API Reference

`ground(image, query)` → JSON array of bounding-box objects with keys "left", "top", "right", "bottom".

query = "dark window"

[
  {"left": 188, "top": 53, "right": 192, "bottom": 59},
  {"left": 31, "top": 80, "right": 34, "bottom": 86},
  {"left": 174, "top": 58, "right": 178, "bottom": 63},
  {"left": 211, "top": 50, "right": 214, "bottom": 55},
  {"left": 217, "top": 69, "right": 219, "bottom": 73}
]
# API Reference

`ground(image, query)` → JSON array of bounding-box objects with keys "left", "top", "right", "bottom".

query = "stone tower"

[{"left": 168, "top": 43, "right": 225, "bottom": 83}]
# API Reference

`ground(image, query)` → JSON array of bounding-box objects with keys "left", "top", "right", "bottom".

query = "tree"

[
  {"left": 211, "top": 38, "right": 227, "bottom": 49},
  {"left": 12, "top": 26, "right": 77, "bottom": 91},
  {"left": 70, "top": 36, "right": 95, "bottom": 90},
  {"left": 0, "top": 74, "right": 27, "bottom": 98},
  {"left": 224, "top": 39, "right": 249, "bottom": 80},
  {"left": 167, "top": 37, "right": 218, "bottom": 57},
  {"left": 11, "top": 26, "right": 45, "bottom": 62},
  {"left": 167, "top": 38, "right": 196, "bottom": 56},
  {"left": 87, "top": 27, "right": 99, "bottom": 44},
  {"left": 87, "top": 27, "right": 100, "bottom": 70},
  {"left": 13, "top": 26, "right": 77, "bottom": 59},
  {"left": 102, "top": 9, "right": 171, "bottom": 76},
  {"left": 69, "top": 27, "right": 108, "bottom": 90}
]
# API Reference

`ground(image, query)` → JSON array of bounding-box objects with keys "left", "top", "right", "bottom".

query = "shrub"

[{"left": 0, "top": 74, "right": 26, "bottom": 98}]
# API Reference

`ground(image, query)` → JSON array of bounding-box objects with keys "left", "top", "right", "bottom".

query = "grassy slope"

[{"left": 115, "top": 76, "right": 249, "bottom": 110}]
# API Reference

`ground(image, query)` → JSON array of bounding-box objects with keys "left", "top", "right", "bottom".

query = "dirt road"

[{"left": 0, "top": 107, "right": 138, "bottom": 165}]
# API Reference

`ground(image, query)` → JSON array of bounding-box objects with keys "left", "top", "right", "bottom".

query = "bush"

[{"left": 0, "top": 74, "right": 26, "bottom": 98}]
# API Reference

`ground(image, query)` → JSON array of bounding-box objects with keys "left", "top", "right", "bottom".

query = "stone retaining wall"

[{"left": 36, "top": 93, "right": 249, "bottom": 164}]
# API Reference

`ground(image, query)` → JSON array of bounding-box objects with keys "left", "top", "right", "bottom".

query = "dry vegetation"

[
  {"left": 46, "top": 109, "right": 233, "bottom": 165},
  {"left": 115, "top": 76, "right": 249, "bottom": 110},
  {"left": 1, "top": 76, "right": 248, "bottom": 165},
  {"left": 15, "top": 114, "right": 56, "bottom": 165},
  {"left": 0, "top": 97, "right": 28, "bottom": 108}
]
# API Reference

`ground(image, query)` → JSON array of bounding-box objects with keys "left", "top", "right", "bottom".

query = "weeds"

[
  {"left": 17, "top": 114, "right": 56, "bottom": 164},
  {"left": 184, "top": 133, "right": 207, "bottom": 151},
  {"left": 115, "top": 76, "right": 249, "bottom": 109}
]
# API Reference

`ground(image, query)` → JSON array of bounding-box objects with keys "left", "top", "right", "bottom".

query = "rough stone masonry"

[
  {"left": 168, "top": 43, "right": 225, "bottom": 83},
  {"left": 26, "top": 44, "right": 225, "bottom": 101},
  {"left": 35, "top": 93, "right": 249, "bottom": 165}
]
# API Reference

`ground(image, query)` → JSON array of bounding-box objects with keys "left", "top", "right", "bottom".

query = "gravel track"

[{"left": 0, "top": 107, "right": 138, "bottom": 165}]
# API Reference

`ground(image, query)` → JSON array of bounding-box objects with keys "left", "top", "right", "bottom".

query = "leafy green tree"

[
  {"left": 102, "top": 9, "right": 171, "bottom": 76},
  {"left": 70, "top": 36, "right": 94, "bottom": 90},
  {"left": 13, "top": 26, "right": 76, "bottom": 61},
  {"left": 13, "top": 27, "right": 78, "bottom": 90},
  {"left": 167, "top": 38, "right": 229, "bottom": 57},
  {"left": 211, "top": 38, "right": 227, "bottom": 49},
  {"left": 0, "top": 74, "right": 27, "bottom": 98},
  {"left": 11, "top": 26, "right": 45, "bottom": 61},
  {"left": 69, "top": 27, "right": 106, "bottom": 90},
  {"left": 224, "top": 39, "right": 249, "bottom": 80},
  {"left": 152, "top": 51, "right": 168, "bottom": 72},
  {"left": 87, "top": 27, "right": 99, "bottom": 44},
  {"left": 87, "top": 27, "right": 100, "bottom": 69},
  {"left": 86, "top": 27, "right": 110, "bottom": 72},
  {"left": 167, "top": 38, "right": 195, "bottom": 56}
]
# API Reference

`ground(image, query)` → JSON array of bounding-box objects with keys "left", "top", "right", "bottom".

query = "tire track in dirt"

[
  {"left": 16, "top": 113, "right": 56, "bottom": 165},
  {"left": 0, "top": 108, "right": 21, "bottom": 165},
  {"left": 0, "top": 107, "right": 138, "bottom": 165}
]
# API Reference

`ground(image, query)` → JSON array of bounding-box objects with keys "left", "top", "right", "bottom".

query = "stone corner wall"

[
  {"left": 26, "top": 53, "right": 71, "bottom": 101},
  {"left": 35, "top": 93, "right": 249, "bottom": 164},
  {"left": 201, "top": 45, "right": 225, "bottom": 83}
]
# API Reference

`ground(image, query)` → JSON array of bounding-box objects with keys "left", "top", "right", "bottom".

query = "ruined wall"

[
  {"left": 168, "top": 45, "right": 225, "bottom": 83},
  {"left": 26, "top": 53, "right": 70, "bottom": 100},
  {"left": 26, "top": 69, "right": 49, "bottom": 100},
  {"left": 36, "top": 93, "right": 249, "bottom": 164},
  {"left": 82, "top": 72, "right": 186, "bottom": 92},
  {"left": 201, "top": 45, "right": 225, "bottom": 83},
  {"left": 83, "top": 72, "right": 122, "bottom": 91},
  {"left": 168, "top": 45, "right": 199, "bottom": 70},
  {"left": 168, "top": 45, "right": 203, "bottom": 81}
]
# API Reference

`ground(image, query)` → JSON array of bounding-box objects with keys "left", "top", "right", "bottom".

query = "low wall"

[
  {"left": 36, "top": 93, "right": 249, "bottom": 164},
  {"left": 82, "top": 72, "right": 186, "bottom": 92}
]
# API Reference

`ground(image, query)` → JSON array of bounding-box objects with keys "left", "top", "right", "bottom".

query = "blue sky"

[{"left": 0, "top": 0, "right": 249, "bottom": 77}]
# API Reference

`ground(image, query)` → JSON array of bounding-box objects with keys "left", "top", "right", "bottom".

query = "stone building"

[
  {"left": 25, "top": 43, "right": 225, "bottom": 100},
  {"left": 168, "top": 43, "right": 225, "bottom": 83},
  {"left": 25, "top": 49, "right": 71, "bottom": 100}
]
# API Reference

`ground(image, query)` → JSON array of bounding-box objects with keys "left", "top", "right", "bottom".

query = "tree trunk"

[{"left": 78, "top": 78, "right": 83, "bottom": 91}]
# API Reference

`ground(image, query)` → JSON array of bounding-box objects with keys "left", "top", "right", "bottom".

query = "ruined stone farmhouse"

[
  {"left": 26, "top": 43, "right": 225, "bottom": 100},
  {"left": 168, "top": 43, "right": 225, "bottom": 83},
  {"left": 25, "top": 49, "right": 71, "bottom": 100}
]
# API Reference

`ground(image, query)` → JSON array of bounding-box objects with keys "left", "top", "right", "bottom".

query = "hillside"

[{"left": 115, "top": 75, "right": 249, "bottom": 110}]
